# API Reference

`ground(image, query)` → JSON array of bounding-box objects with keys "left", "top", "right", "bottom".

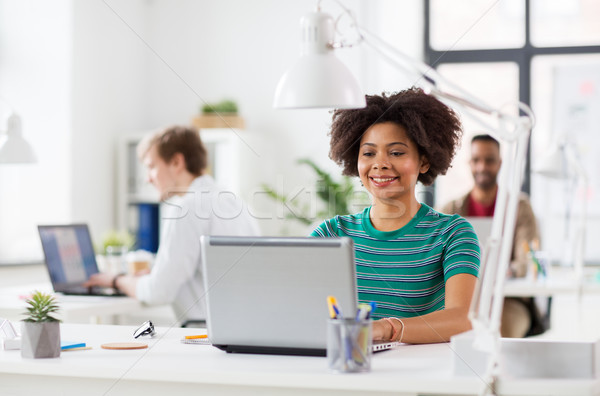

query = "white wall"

[
  {"left": 359, "top": 0, "right": 424, "bottom": 94},
  {"left": 0, "top": 0, "right": 72, "bottom": 262},
  {"left": 141, "top": 0, "right": 422, "bottom": 236},
  {"left": 0, "top": 0, "right": 423, "bottom": 261},
  {"left": 142, "top": 0, "right": 351, "bottom": 235},
  {"left": 0, "top": 0, "right": 149, "bottom": 261},
  {"left": 71, "top": 0, "right": 149, "bottom": 235}
]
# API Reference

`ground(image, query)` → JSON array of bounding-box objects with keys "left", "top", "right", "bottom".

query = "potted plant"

[
  {"left": 192, "top": 99, "right": 245, "bottom": 129},
  {"left": 262, "top": 158, "right": 369, "bottom": 229},
  {"left": 100, "top": 230, "right": 134, "bottom": 273},
  {"left": 101, "top": 229, "right": 134, "bottom": 254},
  {"left": 201, "top": 99, "right": 238, "bottom": 115},
  {"left": 21, "top": 291, "right": 61, "bottom": 358}
]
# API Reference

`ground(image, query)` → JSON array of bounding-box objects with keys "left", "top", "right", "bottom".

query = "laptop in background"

[
  {"left": 201, "top": 236, "right": 399, "bottom": 357},
  {"left": 463, "top": 216, "right": 494, "bottom": 247},
  {"left": 38, "top": 224, "right": 123, "bottom": 296}
]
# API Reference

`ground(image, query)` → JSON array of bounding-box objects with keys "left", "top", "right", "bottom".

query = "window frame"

[{"left": 423, "top": 0, "right": 600, "bottom": 205}]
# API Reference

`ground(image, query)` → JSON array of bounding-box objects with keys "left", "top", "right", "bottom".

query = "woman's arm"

[{"left": 372, "top": 273, "right": 477, "bottom": 344}]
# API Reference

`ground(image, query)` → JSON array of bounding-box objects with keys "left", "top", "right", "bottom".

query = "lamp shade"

[
  {"left": 274, "top": 53, "right": 366, "bottom": 109},
  {"left": 0, "top": 113, "right": 37, "bottom": 164},
  {"left": 273, "top": 10, "right": 365, "bottom": 109}
]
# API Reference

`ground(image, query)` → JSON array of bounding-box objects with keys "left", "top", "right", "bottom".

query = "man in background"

[
  {"left": 86, "top": 126, "right": 260, "bottom": 326},
  {"left": 440, "top": 134, "right": 544, "bottom": 337}
]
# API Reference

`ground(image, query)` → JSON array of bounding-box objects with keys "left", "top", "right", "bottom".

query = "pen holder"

[{"left": 327, "top": 318, "right": 372, "bottom": 373}]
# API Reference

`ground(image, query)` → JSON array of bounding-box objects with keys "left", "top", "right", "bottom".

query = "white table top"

[
  {"left": 504, "top": 266, "right": 600, "bottom": 297},
  {"left": 0, "top": 284, "right": 141, "bottom": 323},
  {"left": 1, "top": 324, "right": 598, "bottom": 396},
  {"left": 0, "top": 323, "right": 481, "bottom": 395},
  {"left": 504, "top": 276, "right": 579, "bottom": 297}
]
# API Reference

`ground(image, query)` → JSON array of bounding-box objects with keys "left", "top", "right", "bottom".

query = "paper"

[
  {"left": 181, "top": 337, "right": 211, "bottom": 345},
  {"left": 0, "top": 318, "right": 18, "bottom": 339}
]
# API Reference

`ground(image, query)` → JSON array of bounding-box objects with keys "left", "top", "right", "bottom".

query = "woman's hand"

[{"left": 372, "top": 319, "right": 393, "bottom": 341}]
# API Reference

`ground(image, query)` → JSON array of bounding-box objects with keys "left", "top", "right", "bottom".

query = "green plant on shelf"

[
  {"left": 201, "top": 99, "right": 238, "bottom": 115},
  {"left": 101, "top": 230, "right": 134, "bottom": 254}
]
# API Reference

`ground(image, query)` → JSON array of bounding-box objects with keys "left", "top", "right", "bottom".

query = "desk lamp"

[
  {"left": 0, "top": 112, "right": 37, "bottom": 164},
  {"left": 274, "top": 2, "right": 534, "bottom": 390},
  {"left": 534, "top": 140, "right": 588, "bottom": 285}
]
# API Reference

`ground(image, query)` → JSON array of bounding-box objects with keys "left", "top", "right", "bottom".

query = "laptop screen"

[
  {"left": 463, "top": 217, "right": 493, "bottom": 247},
  {"left": 201, "top": 236, "right": 358, "bottom": 355},
  {"left": 38, "top": 224, "right": 99, "bottom": 288}
]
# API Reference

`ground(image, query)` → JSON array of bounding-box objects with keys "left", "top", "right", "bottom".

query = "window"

[
  {"left": 434, "top": 62, "right": 519, "bottom": 207},
  {"left": 430, "top": 0, "right": 525, "bottom": 50},
  {"left": 531, "top": 0, "right": 600, "bottom": 47},
  {"left": 530, "top": 54, "right": 600, "bottom": 265},
  {"left": 426, "top": 0, "right": 600, "bottom": 264}
]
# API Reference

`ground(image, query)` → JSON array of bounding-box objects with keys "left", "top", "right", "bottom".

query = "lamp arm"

[
  {"left": 357, "top": 27, "right": 534, "bottom": 140},
  {"left": 564, "top": 145, "right": 588, "bottom": 284}
]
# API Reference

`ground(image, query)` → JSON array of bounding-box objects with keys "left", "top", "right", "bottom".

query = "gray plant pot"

[{"left": 21, "top": 321, "right": 61, "bottom": 359}]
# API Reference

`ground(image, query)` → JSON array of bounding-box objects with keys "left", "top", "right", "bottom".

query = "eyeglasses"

[{"left": 133, "top": 320, "right": 156, "bottom": 339}]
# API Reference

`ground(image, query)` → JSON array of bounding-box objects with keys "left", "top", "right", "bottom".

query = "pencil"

[{"left": 184, "top": 334, "right": 208, "bottom": 339}]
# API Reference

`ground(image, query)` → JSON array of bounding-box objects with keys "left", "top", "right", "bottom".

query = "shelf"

[{"left": 192, "top": 114, "right": 245, "bottom": 129}]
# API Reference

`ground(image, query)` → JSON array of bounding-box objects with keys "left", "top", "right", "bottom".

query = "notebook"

[
  {"left": 201, "top": 236, "right": 399, "bottom": 356},
  {"left": 37, "top": 224, "right": 123, "bottom": 296}
]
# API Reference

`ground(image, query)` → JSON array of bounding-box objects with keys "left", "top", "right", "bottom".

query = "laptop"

[
  {"left": 463, "top": 217, "right": 494, "bottom": 248},
  {"left": 38, "top": 224, "right": 123, "bottom": 296},
  {"left": 201, "top": 236, "right": 399, "bottom": 357}
]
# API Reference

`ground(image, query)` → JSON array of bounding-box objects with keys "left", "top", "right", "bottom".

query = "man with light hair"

[{"left": 86, "top": 126, "right": 259, "bottom": 326}]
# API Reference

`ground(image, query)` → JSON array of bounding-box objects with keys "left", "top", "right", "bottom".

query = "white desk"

[
  {"left": 504, "top": 276, "right": 578, "bottom": 297},
  {"left": 0, "top": 284, "right": 141, "bottom": 324},
  {"left": 504, "top": 266, "right": 600, "bottom": 297},
  {"left": 0, "top": 324, "right": 598, "bottom": 396}
]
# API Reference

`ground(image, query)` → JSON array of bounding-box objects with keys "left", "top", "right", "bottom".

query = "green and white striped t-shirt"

[{"left": 310, "top": 203, "right": 480, "bottom": 319}]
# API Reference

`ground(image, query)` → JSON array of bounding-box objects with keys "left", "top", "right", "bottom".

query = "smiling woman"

[
  {"left": 357, "top": 122, "right": 430, "bottom": 231},
  {"left": 311, "top": 88, "right": 480, "bottom": 345}
]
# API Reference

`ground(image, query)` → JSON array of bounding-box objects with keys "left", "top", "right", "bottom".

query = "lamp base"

[
  {"left": 451, "top": 330, "right": 493, "bottom": 378},
  {"left": 452, "top": 330, "right": 600, "bottom": 379}
]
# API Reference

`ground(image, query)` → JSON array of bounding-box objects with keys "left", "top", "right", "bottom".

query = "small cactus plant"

[{"left": 23, "top": 291, "right": 60, "bottom": 323}]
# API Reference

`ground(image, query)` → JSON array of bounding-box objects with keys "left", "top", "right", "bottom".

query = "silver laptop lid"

[
  {"left": 201, "top": 236, "right": 358, "bottom": 351},
  {"left": 463, "top": 217, "right": 493, "bottom": 247}
]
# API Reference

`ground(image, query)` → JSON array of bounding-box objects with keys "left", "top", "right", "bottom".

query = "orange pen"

[{"left": 184, "top": 334, "right": 208, "bottom": 339}]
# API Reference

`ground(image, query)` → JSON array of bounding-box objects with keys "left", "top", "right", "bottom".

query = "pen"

[
  {"left": 327, "top": 295, "right": 338, "bottom": 319},
  {"left": 62, "top": 346, "right": 93, "bottom": 352},
  {"left": 328, "top": 295, "right": 343, "bottom": 319},
  {"left": 528, "top": 241, "right": 546, "bottom": 277},
  {"left": 355, "top": 303, "right": 371, "bottom": 321},
  {"left": 185, "top": 334, "right": 208, "bottom": 339},
  {"left": 368, "top": 301, "right": 377, "bottom": 318}
]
